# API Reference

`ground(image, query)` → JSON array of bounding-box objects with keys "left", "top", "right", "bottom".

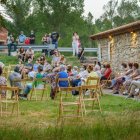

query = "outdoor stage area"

[{"left": 0, "top": 54, "right": 139, "bottom": 140}]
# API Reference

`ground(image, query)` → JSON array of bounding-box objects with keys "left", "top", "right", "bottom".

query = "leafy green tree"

[
  {"left": 114, "top": 0, "right": 140, "bottom": 26},
  {"left": 2, "top": 0, "right": 32, "bottom": 34},
  {"left": 102, "top": 0, "right": 118, "bottom": 28}
]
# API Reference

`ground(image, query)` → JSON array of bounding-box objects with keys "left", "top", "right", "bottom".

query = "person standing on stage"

[{"left": 72, "top": 32, "right": 79, "bottom": 56}]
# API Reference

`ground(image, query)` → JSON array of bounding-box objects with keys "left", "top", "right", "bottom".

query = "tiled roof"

[{"left": 90, "top": 20, "right": 140, "bottom": 40}]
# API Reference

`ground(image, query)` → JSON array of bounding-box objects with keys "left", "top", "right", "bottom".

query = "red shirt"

[
  {"left": 104, "top": 68, "right": 112, "bottom": 79},
  {"left": 25, "top": 38, "right": 30, "bottom": 45}
]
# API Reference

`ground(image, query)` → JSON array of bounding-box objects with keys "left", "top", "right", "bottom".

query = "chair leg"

[
  {"left": 57, "top": 103, "right": 62, "bottom": 124},
  {"left": 77, "top": 104, "right": 80, "bottom": 119},
  {"left": 1, "top": 102, "right": 2, "bottom": 117},
  {"left": 11, "top": 103, "right": 15, "bottom": 116},
  {"left": 82, "top": 100, "right": 86, "bottom": 115},
  {"left": 100, "top": 87, "right": 103, "bottom": 96},
  {"left": 41, "top": 89, "right": 45, "bottom": 101},
  {"left": 30, "top": 90, "right": 33, "bottom": 100},
  {"left": 97, "top": 95, "right": 102, "bottom": 113},
  {"left": 35, "top": 90, "right": 37, "bottom": 101},
  {"left": 80, "top": 102, "right": 84, "bottom": 121},
  {"left": 92, "top": 100, "right": 95, "bottom": 110},
  {"left": 6, "top": 102, "right": 7, "bottom": 117},
  {"left": 17, "top": 103, "right": 19, "bottom": 117}
]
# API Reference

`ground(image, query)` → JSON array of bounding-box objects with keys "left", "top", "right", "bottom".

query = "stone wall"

[{"left": 99, "top": 31, "right": 140, "bottom": 72}]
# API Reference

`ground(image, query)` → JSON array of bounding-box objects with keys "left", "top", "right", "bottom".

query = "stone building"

[
  {"left": 0, "top": 27, "right": 8, "bottom": 45},
  {"left": 90, "top": 20, "right": 140, "bottom": 71}
]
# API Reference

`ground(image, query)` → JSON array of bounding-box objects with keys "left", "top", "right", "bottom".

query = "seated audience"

[
  {"left": 20, "top": 58, "right": 33, "bottom": 78},
  {"left": 126, "top": 75, "right": 140, "bottom": 98},
  {"left": 0, "top": 62, "right": 5, "bottom": 69},
  {"left": 0, "top": 67, "right": 7, "bottom": 98},
  {"left": 94, "top": 61, "right": 101, "bottom": 71},
  {"left": 67, "top": 65, "right": 73, "bottom": 76},
  {"left": 51, "top": 50, "right": 61, "bottom": 67},
  {"left": 17, "top": 47, "right": 26, "bottom": 62},
  {"left": 19, "top": 66, "right": 44, "bottom": 99},
  {"left": 71, "top": 66, "right": 79, "bottom": 79},
  {"left": 9, "top": 66, "right": 22, "bottom": 88},
  {"left": 113, "top": 63, "right": 140, "bottom": 94},
  {"left": 100, "top": 64, "right": 112, "bottom": 81},
  {"left": 43, "top": 60, "right": 52, "bottom": 73},
  {"left": 71, "top": 64, "right": 88, "bottom": 87},
  {"left": 60, "top": 55, "right": 66, "bottom": 64},
  {"left": 50, "top": 65, "right": 69, "bottom": 99},
  {"left": 108, "top": 63, "right": 133, "bottom": 89},
  {"left": 25, "top": 47, "right": 34, "bottom": 61},
  {"left": 87, "top": 65, "right": 99, "bottom": 82},
  {"left": 33, "top": 58, "right": 40, "bottom": 72}
]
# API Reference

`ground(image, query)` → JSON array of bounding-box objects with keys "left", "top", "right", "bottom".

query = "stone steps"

[{"left": 81, "top": 57, "right": 98, "bottom": 64}]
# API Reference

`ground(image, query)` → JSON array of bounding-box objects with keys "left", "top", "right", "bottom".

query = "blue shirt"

[
  {"left": 33, "top": 64, "right": 39, "bottom": 72},
  {"left": 19, "top": 34, "right": 26, "bottom": 43},
  {"left": 58, "top": 71, "right": 69, "bottom": 87}
]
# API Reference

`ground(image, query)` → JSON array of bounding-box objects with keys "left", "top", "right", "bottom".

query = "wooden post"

[
  {"left": 98, "top": 43, "right": 101, "bottom": 61},
  {"left": 108, "top": 42, "right": 111, "bottom": 62}
]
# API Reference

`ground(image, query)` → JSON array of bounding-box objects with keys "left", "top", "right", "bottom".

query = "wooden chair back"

[
  {"left": 58, "top": 86, "right": 83, "bottom": 123},
  {"left": 0, "top": 86, "right": 19, "bottom": 100},
  {"left": 13, "top": 78, "right": 33, "bottom": 89},
  {"left": 29, "top": 78, "right": 51, "bottom": 101},
  {"left": 58, "top": 78, "right": 71, "bottom": 87},
  {"left": 86, "top": 77, "right": 100, "bottom": 86},
  {"left": 0, "top": 86, "right": 19, "bottom": 116},
  {"left": 9, "top": 65, "right": 17, "bottom": 72},
  {"left": 81, "top": 77, "right": 102, "bottom": 114}
]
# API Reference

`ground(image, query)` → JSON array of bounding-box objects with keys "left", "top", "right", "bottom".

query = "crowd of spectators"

[
  {"left": 7, "top": 31, "right": 59, "bottom": 56},
  {"left": 0, "top": 45, "right": 140, "bottom": 100},
  {"left": 108, "top": 62, "right": 140, "bottom": 98}
]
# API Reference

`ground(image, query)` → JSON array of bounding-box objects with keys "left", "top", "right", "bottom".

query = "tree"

[
  {"left": 115, "top": 0, "right": 140, "bottom": 25},
  {"left": 102, "top": 0, "right": 118, "bottom": 28},
  {"left": 2, "top": 0, "right": 32, "bottom": 34}
]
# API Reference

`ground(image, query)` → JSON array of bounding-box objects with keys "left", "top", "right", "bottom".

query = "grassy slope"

[{"left": 0, "top": 54, "right": 140, "bottom": 140}]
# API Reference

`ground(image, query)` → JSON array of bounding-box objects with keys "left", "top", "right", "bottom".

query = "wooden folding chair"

[
  {"left": 0, "top": 86, "right": 19, "bottom": 117},
  {"left": 13, "top": 78, "right": 33, "bottom": 89},
  {"left": 3, "top": 66, "right": 10, "bottom": 79},
  {"left": 57, "top": 86, "right": 83, "bottom": 123},
  {"left": 81, "top": 77, "right": 101, "bottom": 115},
  {"left": 101, "top": 74, "right": 112, "bottom": 88},
  {"left": 56, "top": 78, "right": 71, "bottom": 97},
  {"left": 9, "top": 64, "right": 17, "bottom": 73},
  {"left": 29, "top": 78, "right": 51, "bottom": 101},
  {"left": 3, "top": 66, "right": 10, "bottom": 73},
  {"left": 2, "top": 72, "right": 9, "bottom": 79},
  {"left": 87, "top": 77, "right": 103, "bottom": 96}
]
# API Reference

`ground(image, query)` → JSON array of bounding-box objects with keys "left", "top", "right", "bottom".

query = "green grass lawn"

[{"left": 0, "top": 54, "right": 140, "bottom": 140}]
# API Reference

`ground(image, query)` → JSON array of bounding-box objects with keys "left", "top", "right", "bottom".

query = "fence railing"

[{"left": 0, "top": 45, "right": 98, "bottom": 53}]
